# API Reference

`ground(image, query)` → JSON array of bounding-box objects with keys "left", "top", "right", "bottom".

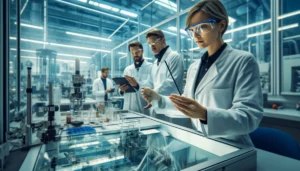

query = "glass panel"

[
  {"left": 113, "top": 44, "right": 129, "bottom": 77},
  {"left": 140, "top": 0, "right": 177, "bottom": 32},
  {"left": 280, "top": 0, "right": 300, "bottom": 94}
]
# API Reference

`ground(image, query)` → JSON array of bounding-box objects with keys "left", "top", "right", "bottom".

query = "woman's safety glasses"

[{"left": 185, "top": 19, "right": 220, "bottom": 38}]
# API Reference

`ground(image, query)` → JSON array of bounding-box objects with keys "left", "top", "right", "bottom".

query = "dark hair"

[
  {"left": 101, "top": 67, "right": 109, "bottom": 73},
  {"left": 145, "top": 29, "right": 165, "bottom": 39},
  {"left": 128, "top": 41, "right": 143, "bottom": 51}
]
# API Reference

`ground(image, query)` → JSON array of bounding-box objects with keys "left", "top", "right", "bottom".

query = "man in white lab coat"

[
  {"left": 119, "top": 41, "right": 152, "bottom": 113},
  {"left": 92, "top": 67, "right": 114, "bottom": 103},
  {"left": 144, "top": 30, "right": 184, "bottom": 122},
  {"left": 145, "top": 29, "right": 184, "bottom": 98}
]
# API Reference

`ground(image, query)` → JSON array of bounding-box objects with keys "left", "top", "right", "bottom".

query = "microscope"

[{"left": 70, "top": 58, "right": 85, "bottom": 116}]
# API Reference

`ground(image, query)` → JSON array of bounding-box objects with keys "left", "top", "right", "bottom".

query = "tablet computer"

[{"left": 112, "top": 77, "right": 136, "bottom": 93}]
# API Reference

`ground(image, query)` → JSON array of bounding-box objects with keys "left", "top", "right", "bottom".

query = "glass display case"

[{"left": 26, "top": 111, "right": 256, "bottom": 171}]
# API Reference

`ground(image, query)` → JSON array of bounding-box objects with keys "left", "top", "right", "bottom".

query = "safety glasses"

[{"left": 185, "top": 19, "right": 221, "bottom": 38}]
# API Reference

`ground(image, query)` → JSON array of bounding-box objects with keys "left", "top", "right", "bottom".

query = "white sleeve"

[
  {"left": 92, "top": 79, "right": 105, "bottom": 97},
  {"left": 153, "top": 53, "right": 184, "bottom": 95},
  {"left": 202, "top": 56, "right": 263, "bottom": 138}
]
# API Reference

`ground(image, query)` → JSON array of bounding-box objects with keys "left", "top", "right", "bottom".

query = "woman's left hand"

[{"left": 169, "top": 94, "right": 207, "bottom": 121}]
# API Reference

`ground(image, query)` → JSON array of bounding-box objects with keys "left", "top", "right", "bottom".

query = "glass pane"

[
  {"left": 140, "top": 0, "right": 177, "bottom": 32},
  {"left": 113, "top": 44, "right": 128, "bottom": 77},
  {"left": 280, "top": 0, "right": 300, "bottom": 94}
]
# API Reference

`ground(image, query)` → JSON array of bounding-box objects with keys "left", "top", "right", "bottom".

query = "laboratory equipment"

[
  {"left": 70, "top": 58, "right": 85, "bottom": 116},
  {"left": 24, "top": 111, "right": 257, "bottom": 171},
  {"left": 291, "top": 66, "right": 300, "bottom": 92}
]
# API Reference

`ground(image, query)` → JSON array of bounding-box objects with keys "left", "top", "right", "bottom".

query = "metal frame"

[{"left": 1, "top": 0, "right": 9, "bottom": 144}]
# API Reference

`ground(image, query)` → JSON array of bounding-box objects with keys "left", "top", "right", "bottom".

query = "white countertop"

[{"left": 263, "top": 108, "right": 300, "bottom": 121}]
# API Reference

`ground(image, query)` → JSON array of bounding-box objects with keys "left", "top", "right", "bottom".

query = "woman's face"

[{"left": 189, "top": 11, "right": 224, "bottom": 49}]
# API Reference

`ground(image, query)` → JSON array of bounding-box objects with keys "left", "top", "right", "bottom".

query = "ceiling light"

[
  {"left": 120, "top": 10, "right": 138, "bottom": 18},
  {"left": 118, "top": 52, "right": 127, "bottom": 55},
  {"left": 66, "top": 31, "right": 111, "bottom": 41},
  {"left": 49, "top": 43, "right": 110, "bottom": 52},
  {"left": 247, "top": 23, "right": 298, "bottom": 38},
  {"left": 14, "top": 22, "right": 43, "bottom": 30}
]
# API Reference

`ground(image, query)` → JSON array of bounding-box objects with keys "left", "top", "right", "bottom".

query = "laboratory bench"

[
  {"left": 5, "top": 107, "right": 298, "bottom": 171},
  {"left": 19, "top": 110, "right": 257, "bottom": 171}
]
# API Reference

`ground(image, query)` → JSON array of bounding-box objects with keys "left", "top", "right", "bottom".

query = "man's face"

[
  {"left": 147, "top": 36, "right": 164, "bottom": 55},
  {"left": 102, "top": 70, "right": 109, "bottom": 78},
  {"left": 130, "top": 46, "right": 143, "bottom": 64}
]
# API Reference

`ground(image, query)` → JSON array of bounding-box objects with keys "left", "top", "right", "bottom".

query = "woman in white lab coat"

[{"left": 141, "top": 0, "right": 263, "bottom": 146}]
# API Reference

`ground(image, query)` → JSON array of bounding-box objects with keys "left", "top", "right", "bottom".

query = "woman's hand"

[
  {"left": 141, "top": 87, "right": 161, "bottom": 109},
  {"left": 169, "top": 94, "right": 207, "bottom": 121}
]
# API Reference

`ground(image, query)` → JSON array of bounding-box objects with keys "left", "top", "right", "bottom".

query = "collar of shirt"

[
  {"left": 155, "top": 45, "right": 169, "bottom": 64},
  {"left": 134, "top": 59, "right": 144, "bottom": 69},
  {"left": 201, "top": 43, "right": 227, "bottom": 67}
]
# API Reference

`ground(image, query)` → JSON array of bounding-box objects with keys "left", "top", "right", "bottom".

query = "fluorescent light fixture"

[
  {"left": 228, "top": 16, "right": 236, "bottom": 25},
  {"left": 284, "top": 34, "right": 300, "bottom": 40},
  {"left": 58, "top": 53, "right": 91, "bottom": 59},
  {"left": 14, "top": 22, "right": 43, "bottom": 30},
  {"left": 78, "top": 0, "right": 87, "bottom": 2},
  {"left": 21, "top": 56, "right": 87, "bottom": 63},
  {"left": 10, "top": 48, "right": 91, "bottom": 59},
  {"left": 154, "top": 0, "right": 177, "bottom": 12},
  {"left": 111, "top": 7, "right": 119, "bottom": 12},
  {"left": 69, "top": 141, "right": 99, "bottom": 148},
  {"left": 98, "top": 3, "right": 112, "bottom": 10},
  {"left": 168, "top": 26, "right": 187, "bottom": 35},
  {"left": 118, "top": 52, "right": 127, "bottom": 55},
  {"left": 88, "top": 155, "right": 124, "bottom": 166},
  {"left": 278, "top": 10, "right": 300, "bottom": 19},
  {"left": 247, "top": 23, "right": 299, "bottom": 38},
  {"left": 10, "top": 37, "right": 48, "bottom": 45},
  {"left": 120, "top": 10, "right": 138, "bottom": 18},
  {"left": 66, "top": 31, "right": 111, "bottom": 41},
  {"left": 188, "top": 39, "right": 232, "bottom": 51},
  {"left": 225, "top": 19, "right": 271, "bottom": 34},
  {"left": 49, "top": 43, "right": 111, "bottom": 52},
  {"left": 226, "top": 10, "right": 300, "bottom": 35}
]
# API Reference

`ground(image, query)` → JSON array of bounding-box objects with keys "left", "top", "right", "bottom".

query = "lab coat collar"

[
  {"left": 155, "top": 47, "right": 172, "bottom": 68},
  {"left": 194, "top": 45, "right": 233, "bottom": 95}
]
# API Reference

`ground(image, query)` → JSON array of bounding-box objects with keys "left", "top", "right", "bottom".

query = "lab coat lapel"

[
  {"left": 189, "top": 60, "right": 201, "bottom": 99},
  {"left": 195, "top": 63, "right": 218, "bottom": 95},
  {"left": 154, "top": 47, "right": 172, "bottom": 77},
  {"left": 194, "top": 45, "right": 232, "bottom": 95}
]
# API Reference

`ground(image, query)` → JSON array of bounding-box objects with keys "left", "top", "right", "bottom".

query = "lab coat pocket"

[{"left": 211, "top": 88, "right": 233, "bottom": 109}]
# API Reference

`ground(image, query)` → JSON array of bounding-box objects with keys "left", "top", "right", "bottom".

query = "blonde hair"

[{"left": 186, "top": 0, "right": 229, "bottom": 35}]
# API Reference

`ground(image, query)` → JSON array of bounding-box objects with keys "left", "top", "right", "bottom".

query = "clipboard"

[{"left": 112, "top": 77, "right": 136, "bottom": 93}]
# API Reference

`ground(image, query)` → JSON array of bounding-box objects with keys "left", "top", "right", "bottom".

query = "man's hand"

[
  {"left": 141, "top": 87, "right": 161, "bottom": 109},
  {"left": 105, "top": 88, "right": 113, "bottom": 93},
  {"left": 125, "top": 75, "right": 138, "bottom": 87},
  {"left": 169, "top": 94, "right": 207, "bottom": 121},
  {"left": 119, "top": 84, "right": 129, "bottom": 92}
]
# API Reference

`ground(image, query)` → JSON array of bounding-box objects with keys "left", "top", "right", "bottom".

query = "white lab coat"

[
  {"left": 156, "top": 45, "right": 263, "bottom": 146},
  {"left": 150, "top": 47, "right": 184, "bottom": 96},
  {"left": 92, "top": 77, "right": 114, "bottom": 102},
  {"left": 122, "top": 60, "right": 153, "bottom": 113}
]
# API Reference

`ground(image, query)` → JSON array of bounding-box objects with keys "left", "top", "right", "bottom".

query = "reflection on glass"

[
  {"left": 280, "top": 0, "right": 300, "bottom": 94},
  {"left": 34, "top": 129, "right": 217, "bottom": 171}
]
